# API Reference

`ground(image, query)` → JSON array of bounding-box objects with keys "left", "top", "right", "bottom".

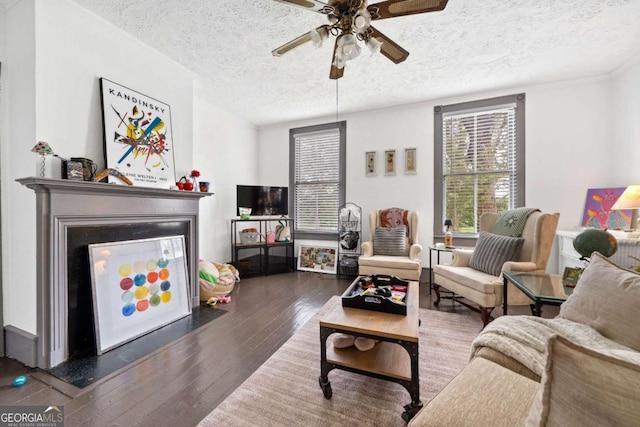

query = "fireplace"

[{"left": 18, "top": 178, "right": 210, "bottom": 368}]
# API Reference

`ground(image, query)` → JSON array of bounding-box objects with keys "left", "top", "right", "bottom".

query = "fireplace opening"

[{"left": 66, "top": 221, "right": 190, "bottom": 359}]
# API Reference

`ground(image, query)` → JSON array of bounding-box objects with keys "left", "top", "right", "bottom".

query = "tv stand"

[{"left": 231, "top": 218, "right": 295, "bottom": 277}]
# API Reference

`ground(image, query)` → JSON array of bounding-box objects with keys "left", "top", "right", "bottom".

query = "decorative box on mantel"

[{"left": 17, "top": 177, "right": 212, "bottom": 369}]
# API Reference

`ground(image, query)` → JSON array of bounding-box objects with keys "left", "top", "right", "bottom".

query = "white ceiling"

[{"left": 8, "top": 0, "right": 640, "bottom": 126}]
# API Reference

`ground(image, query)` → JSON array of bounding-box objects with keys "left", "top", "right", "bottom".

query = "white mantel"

[{"left": 17, "top": 177, "right": 211, "bottom": 368}]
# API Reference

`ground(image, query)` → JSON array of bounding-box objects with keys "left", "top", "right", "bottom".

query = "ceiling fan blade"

[
  {"left": 272, "top": 25, "right": 331, "bottom": 57},
  {"left": 368, "top": 0, "right": 448, "bottom": 20},
  {"left": 329, "top": 38, "right": 344, "bottom": 80},
  {"left": 272, "top": 31, "right": 313, "bottom": 57},
  {"left": 272, "top": 0, "right": 336, "bottom": 15},
  {"left": 369, "top": 26, "right": 409, "bottom": 64}
]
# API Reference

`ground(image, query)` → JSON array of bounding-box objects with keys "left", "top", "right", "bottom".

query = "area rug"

[
  {"left": 47, "top": 304, "right": 227, "bottom": 388},
  {"left": 198, "top": 296, "right": 482, "bottom": 426}
]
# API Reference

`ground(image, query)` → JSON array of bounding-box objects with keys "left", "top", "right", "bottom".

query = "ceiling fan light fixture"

[
  {"left": 365, "top": 36, "right": 382, "bottom": 55},
  {"left": 353, "top": 8, "right": 371, "bottom": 34},
  {"left": 338, "top": 33, "right": 361, "bottom": 61},
  {"left": 310, "top": 26, "right": 329, "bottom": 48}
]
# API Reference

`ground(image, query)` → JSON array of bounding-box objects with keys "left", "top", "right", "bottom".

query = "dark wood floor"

[{"left": 0, "top": 272, "right": 552, "bottom": 426}]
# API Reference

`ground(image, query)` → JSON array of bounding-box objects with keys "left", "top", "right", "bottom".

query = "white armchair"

[
  {"left": 358, "top": 208, "right": 422, "bottom": 281},
  {"left": 433, "top": 210, "right": 560, "bottom": 326}
]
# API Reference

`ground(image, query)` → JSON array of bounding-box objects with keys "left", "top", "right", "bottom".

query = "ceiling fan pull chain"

[{"left": 335, "top": 78, "right": 339, "bottom": 123}]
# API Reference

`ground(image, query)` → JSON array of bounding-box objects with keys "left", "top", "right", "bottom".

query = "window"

[
  {"left": 434, "top": 94, "right": 525, "bottom": 238},
  {"left": 289, "top": 121, "right": 346, "bottom": 239}
]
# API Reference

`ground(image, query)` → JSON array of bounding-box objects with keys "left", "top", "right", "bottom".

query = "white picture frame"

[
  {"left": 404, "top": 147, "right": 417, "bottom": 174},
  {"left": 297, "top": 245, "right": 337, "bottom": 275},
  {"left": 365, "top": 151, "right": 377, "bottom": 176},
  {"left": 89, "top": 235, "right": 191, "bottom": 354},
  {"left": 384, "top": 149, "right": 396, "bottom": 175}
]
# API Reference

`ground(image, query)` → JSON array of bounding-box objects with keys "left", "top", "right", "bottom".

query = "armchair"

[
  {"left": 433, "top": 210, "right": 560, "bottom": 326},
  {"left": 358, "top": 208, "right": 422, "bottom": 281}
]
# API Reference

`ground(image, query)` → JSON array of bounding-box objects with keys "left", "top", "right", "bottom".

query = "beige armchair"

[
  {"left": 358, "top": 208, "right": 422, "bottom": 281},
  {"left": 433, "top": 210, "right": 560, "bottom": 326}
]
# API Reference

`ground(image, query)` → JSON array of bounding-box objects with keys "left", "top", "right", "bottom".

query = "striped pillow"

[
  {"left": 469, "top": 232, "right": 524, "bottom": 276},
  {"left": 373, "top": 226, "right": 407, "bottom": 256}
]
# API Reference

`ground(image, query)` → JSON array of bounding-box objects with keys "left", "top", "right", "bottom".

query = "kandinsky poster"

[{"left": 100, "top": 78, "right": 175, "bottom": 188}]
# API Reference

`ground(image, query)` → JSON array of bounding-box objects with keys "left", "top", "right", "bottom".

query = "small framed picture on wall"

[
  {"left": 365, "top": 151, "right": 376, "bottom": 176},
  {"left": 404, "top": 148, "right": 417, "bottom": 174},
  {"left": 384, "top": 149, "right": 396, "bottom": 175}
]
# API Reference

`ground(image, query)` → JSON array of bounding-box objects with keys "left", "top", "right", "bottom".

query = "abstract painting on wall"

[
  {"left": 89, "top": 236, "right": 190, "bottom": 354},
  {"left": 581, "top": 187, "right": 632, "bottom": 229},
  {"left": 100, "top": 78, "right": 176, "bottom": 188}
]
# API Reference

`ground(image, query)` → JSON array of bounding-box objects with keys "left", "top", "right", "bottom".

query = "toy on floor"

[
  {"left": 199, "top": 260, "right": 239, "bottom": 302},
  {"left": 205, "top": 295, "right": 231, "bottom": 307},
  {"left": 12, "top": 375, "right": 27, "bottom": 387}
]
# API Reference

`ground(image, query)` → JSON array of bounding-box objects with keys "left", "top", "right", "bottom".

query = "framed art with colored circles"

[{"left": 89, "top": 235, "right": 190, "bottom": 355}]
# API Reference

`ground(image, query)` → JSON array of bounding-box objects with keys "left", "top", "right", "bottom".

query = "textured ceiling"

[{"left": 15, "top": 1, "right": 640, "bottom": 125}]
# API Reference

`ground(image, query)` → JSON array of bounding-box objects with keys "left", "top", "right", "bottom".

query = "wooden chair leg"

[
  {"left": 433, "top": 284, "right": 442, "bottom": 306},
  {"left": 479, "top": 307, "right": 495, "bottom": 327}
]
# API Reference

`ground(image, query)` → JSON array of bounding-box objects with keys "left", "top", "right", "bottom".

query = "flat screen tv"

[{"left": 236, "top": 185, "right": 289, "bottom": 217}]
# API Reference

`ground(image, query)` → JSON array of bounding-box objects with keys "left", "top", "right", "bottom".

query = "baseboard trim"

[{"left": 5, "top": 325, "right": 38, "bottom": 367}]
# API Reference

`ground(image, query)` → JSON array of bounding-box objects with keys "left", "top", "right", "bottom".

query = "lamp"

[
  {"left": 329, "top": 3, "right": 382, "bottom": 69},
  {"left": 334, "top": 33, "right": 361, "bottom": 69},
  {"left": 31, "top": 141, "right": 56, "bottom": 177},
  {"left": 365, "top": 36, "right": 382, "bottom": 55},
  {"left": 611, "top": 184, "right": 640, "bottom": 231},
  {"left": 444, "top": 219, "right": 453, "bottom": 231},
  {"left": 310, "top": 26, "right": 329, "bottom": 48}
]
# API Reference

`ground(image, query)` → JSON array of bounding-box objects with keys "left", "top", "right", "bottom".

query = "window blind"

[
  {"left": 294, "top": 128, "right": 341, "bottom": 232},
  {"left": 442, "top": 106, "right": 518, "bottom": 233}
]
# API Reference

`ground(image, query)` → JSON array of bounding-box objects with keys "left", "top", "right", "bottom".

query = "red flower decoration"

[{"left": 190, "top": 169, "right": 201, "bottom": 178}]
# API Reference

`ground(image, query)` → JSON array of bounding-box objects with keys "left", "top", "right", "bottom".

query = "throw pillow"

[
  {"left": 468, "top": 232, "right": 524, "bottom": 277},
  {"left": 373, "top": 226, "right": 407, "bottom": 256},
  {"left": 559, "top": 252, "right": 640, "bottom": 352},
  {"left": 525, "top": 335, "right": 640, "bottom": 427}
]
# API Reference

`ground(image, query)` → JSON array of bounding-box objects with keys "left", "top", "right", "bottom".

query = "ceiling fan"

[{"left": 271, "top": 0, "right": 449, "bottom": 79}]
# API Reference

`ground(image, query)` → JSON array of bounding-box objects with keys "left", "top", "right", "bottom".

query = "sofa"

[{"left": 410, "top": 252, "right": 640, "bottom": 426}]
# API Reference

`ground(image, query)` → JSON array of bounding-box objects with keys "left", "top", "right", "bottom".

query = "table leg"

[
  {"left": 533, "top": 301, "right": 542, "bottom": 317},
  {"left": 398, "top": 340, "right": 422, "bottom": 422},
  {"left": 503, "top": 275, "right": 509, "bottom": 316},
  {"left": 319, "top": 326, "right": 333, "bottom": 399},
  {"left": 429, "top": 250, "right": 433, "bottom": 295}
]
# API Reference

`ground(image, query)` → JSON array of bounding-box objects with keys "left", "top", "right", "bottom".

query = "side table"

[
  {"left": 428, "top": 245, "right": 456, "bottom": 294},
  {"left": 503, "top": 271, "right": 573, "bottom": 317}
]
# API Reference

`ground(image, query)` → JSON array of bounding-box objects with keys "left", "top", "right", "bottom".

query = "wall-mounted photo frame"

[
  {"left": 100, "top": 78, "right": 176, "bottom": 188},
  {"left": 297, "top": 245, "right": 337, "bottom": 275},
  {"left": 89, "top": 235, "right": 191, "bottom": 355},
  {"left": 384, "top": 149, "right": 396, "bottom": 175},
  {"left": 562, "top": 267, "right": 582, "bottom": 287},
  {"left": 365, "top": 151, "right": 377, "bottom": 176},
  {"left": 404, "top": 148, "right": 417, "bottom": 174}
]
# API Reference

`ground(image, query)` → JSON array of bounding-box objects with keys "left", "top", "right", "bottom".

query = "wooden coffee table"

[{"left": 319, "top": 280, "right": 421, "bottom": 422}]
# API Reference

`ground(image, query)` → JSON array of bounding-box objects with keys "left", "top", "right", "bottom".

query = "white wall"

[
  {"left": 612, "top": 55, "right": 640, "bottom": 183},
  {"left": 258, "top": 77, "right": 623, "bottom": 268},
  {"left": 2, "top": 0, "right": 198, "bottom": 334},
  {"left": 3, "top": 0, "right": 36, "bottom": 333},
  {"left": 193, "top": 88, "right": 258, "bottom": 263}
]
